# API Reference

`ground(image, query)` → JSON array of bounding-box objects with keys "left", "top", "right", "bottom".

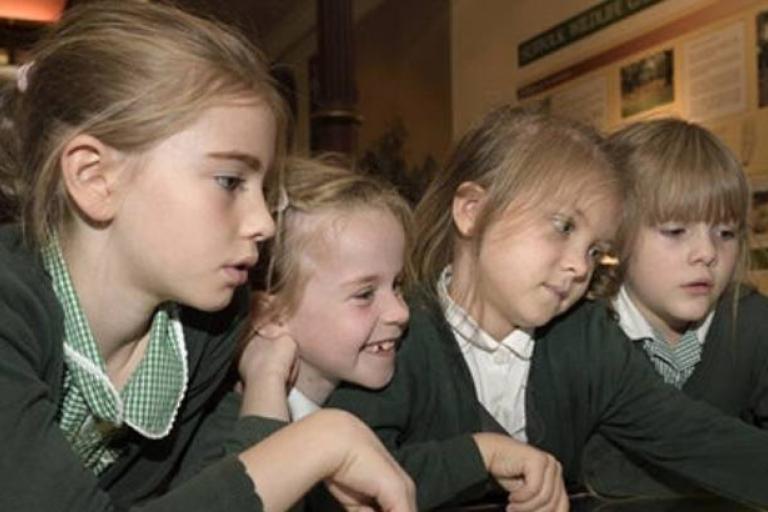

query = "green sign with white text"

[{"left": 518, "top": 0, "right": 664, "bottom": 66}]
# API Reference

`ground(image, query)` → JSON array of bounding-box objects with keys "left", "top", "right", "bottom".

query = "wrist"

[
  {"left": 240, "top": 378, "right": 290, "bottom": 419},
  {"left": 472, "top": 432, "right": 501, "bottom": 472}
]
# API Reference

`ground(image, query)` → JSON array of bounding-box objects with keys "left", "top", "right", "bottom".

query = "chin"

[
  {"left": 356, "top": 371, "right": 395, "bottom": 390},
  {"left": 183, "top": 291, "right": 236, "bottom": 312},
  {"left": 528, "top": 309, "right": 561, "bottom": 328},
  {"left": 673, "top": 310, "right": 710, "bottom": 324}
]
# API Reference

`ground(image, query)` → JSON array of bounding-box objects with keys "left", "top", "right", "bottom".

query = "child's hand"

[
  {"left": 240, "top": 410, "right": 416, "bottom": 511},
  {"left": 238, "top": 323, "right": 298, "bottom": 420},
  {"left": 473, "top": 433, "right": 568, "bottom": 512},
  {"left": 239, "top": 322, "right": 299, "bottom": 387},
  {"left": 321, "top": 410, "right": 417, "bottom": 512}
]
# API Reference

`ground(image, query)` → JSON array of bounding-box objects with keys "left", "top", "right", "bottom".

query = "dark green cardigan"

[
  {"left": 583, "top": 289, "right": 768, "bottom": 498},
  {"left": 326, "top": 290, "right": 768, "bottom": 510},
  {"left": 0, "top": 225, "right": 268, "bottom": 512}
]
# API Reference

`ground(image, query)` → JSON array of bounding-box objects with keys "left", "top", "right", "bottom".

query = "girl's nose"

[
  {"left": 244, "top": 191, "right": 276, "bottom": 243},
  {"left": 383, "top": 291, "right": 410, "bottom": 327},
  {"left": 563, "top": 245, "right": 590, "bottom": 280},
  {"left": 689, "top": 230, "right": 717, "bottom": 266}
]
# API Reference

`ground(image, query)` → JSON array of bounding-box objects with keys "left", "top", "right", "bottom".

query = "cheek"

[
  {"left": 717, "top": 246, "right": 740, "bottom": 279},
  {"left": 568, "top": 280, "right": 590, "bottom": 304}
]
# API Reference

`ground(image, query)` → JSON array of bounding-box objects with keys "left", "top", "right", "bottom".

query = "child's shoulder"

[
  {"left": 0, "top": 225, "right": 64, "bottom": 362},
  {"left": 709, "top": 285, "right": 768, "bottom": 331},
  {"left": 534, "top": 298, "right": 628, "bottom": 358},
  {"left": 734, "top": 285, "right": 768, "bottom": 313},
  {"left": 539, "top": 298, "right": 618, "bottom": 337},
  {"left": 406, "top": 287, "right": 443, "bottom": 321},
  {"left": 0, "top": 225, "right": 53, "bottom": 301}
]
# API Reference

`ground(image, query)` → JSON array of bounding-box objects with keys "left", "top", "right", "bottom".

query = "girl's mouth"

[
  {"left": 362, "top": 339, "right": 397, "bottom": 355},
  {"left": 682, "top": 281, "right": 713, "bottom": 295}
]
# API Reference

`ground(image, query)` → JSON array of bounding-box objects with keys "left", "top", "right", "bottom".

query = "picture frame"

[
  {"left": 748, "top": 174, "right": 768, "bottom": 293},
  {"left": 620, "top": 49, "right": 675, "bottom": 118}
]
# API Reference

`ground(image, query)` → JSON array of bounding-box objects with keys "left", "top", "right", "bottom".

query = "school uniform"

[
  {"left": 582, "top": 286, "right": 768, "bottom": 498},
  {"left": 325, "top": 287, "right": 768, "bottom": 510},
  {"left": 0, "top": 225, "right": 269, "bottom": 512}
]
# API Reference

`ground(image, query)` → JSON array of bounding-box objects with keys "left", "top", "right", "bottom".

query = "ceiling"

[
  {"left": 174, "top": 0, "right": 306, "bottom": 46},
  {"left": 0, "top": 0, "right": 311, "bottom": 63}
]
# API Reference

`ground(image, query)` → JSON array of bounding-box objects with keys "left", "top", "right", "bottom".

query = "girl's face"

[
  {"left": 624, "top": 221, "right": 739, "bottom": 341},
  {"left": 286, "top": 208, "right": 409, "bottom": 402},
  {"left": 108, "top": 101, "right": 276, "bottom": 311},
  {"left": 454, "top": 185, "right": 619, "bottom": 340}
]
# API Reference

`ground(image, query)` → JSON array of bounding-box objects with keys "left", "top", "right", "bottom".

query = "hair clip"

[
  {"left": 275, "top": 185, "right": 290, "bottom": 214},
  {"left": 16, "top": 61, "right": 34, "bottom": 93}
]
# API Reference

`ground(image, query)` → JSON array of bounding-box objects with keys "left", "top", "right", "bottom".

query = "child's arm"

[
  {"left": 474, "top": 433, "right": 568, "bottom": 512},
  {"left": 237, "top": 323, "right": 298, "bottom": 421},
  {"left": 1, "top": 328, "right": 413, "bottom": 512},
  {"left": 241, "top": 409, "right": 416, "bottom": 512},
  {"left": 324, "top": 304, "right": 567, "bottom": 510},
  {"left": 572, "top": 302, "right": 768, "bottom": 508}
]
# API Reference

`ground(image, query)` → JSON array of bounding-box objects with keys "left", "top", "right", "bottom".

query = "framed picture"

[
  {"left": 758, "top": 11, "right": 768, "bottom": 108},
  {"left": 749, "top": 174, "right": 768, "bottom": 293},
  {"left": 620, "top": 49, "right": 674, "bottom": 118}
]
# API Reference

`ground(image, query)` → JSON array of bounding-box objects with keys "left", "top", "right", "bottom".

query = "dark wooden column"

[{"left": 310, "top": 0, "right": 361, "bottom": 156}]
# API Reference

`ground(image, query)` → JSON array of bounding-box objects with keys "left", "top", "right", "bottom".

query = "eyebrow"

[
  {"left": 341, "top": 275, "right": 379, "bottom": 289},
  {"left": 207, "top": 151, "right": 264, "bottom": 172}
]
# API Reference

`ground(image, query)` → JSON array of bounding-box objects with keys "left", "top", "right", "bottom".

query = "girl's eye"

[
  {"left": 215, "top": 175, "right": 244, "bottom": 191},
  {"left": 715, "top": 225, "right": 737, "bottom": 240},
  {"left": 353, "top": 288, "right": 375, "bottom": 302},
  {"left": 553, "top": 216, "right": 575, "bottom": 235},
  {"left": 659, "top": 225, "right": 686, "bottom": 237}
]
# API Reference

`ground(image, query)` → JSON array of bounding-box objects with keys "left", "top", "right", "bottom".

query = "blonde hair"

[
  {"left": 252, "top": 155, "right": 413, "bottom": 321},
  {"left": 0, "top": 0, "right": 288, "bottom": 246},
  {"left": 604, "top": 118, "right": 749, "bottom": 297},
  {"left": 414, "top": 105, "right": 621, "bottom": 296}
]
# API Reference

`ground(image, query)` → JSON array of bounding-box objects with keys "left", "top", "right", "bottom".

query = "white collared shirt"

[
  {"left": 438, "top": 267, "right": 533, "bottom": 441},
  {"left": 613, "top": 286, "right": 713, "bottom": 387},
  {"left": 287, "top": 387, "right": 321, "bottom": 421}
]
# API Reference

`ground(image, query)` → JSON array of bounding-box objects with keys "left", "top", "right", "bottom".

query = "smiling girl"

[{"left": 237, "top": 156, "right": 412, "bottom": 422}]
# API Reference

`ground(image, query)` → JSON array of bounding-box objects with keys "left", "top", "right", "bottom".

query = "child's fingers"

[
  {"left": 507, "top": 482, "right": 568, "bottom": 512},
  {"left": 372, "top": 465, "right": 416, "bottom": 512},
  {"left": 326, "top": 424, "right": 416, "bottom": 512},
  {"left": 506, "top": 454, "right": 565, "bottom": 512},
  {"left": 328, "top": 465, "right": 416, "bottom": 512},
  {"left": 238, "top": 327, "right": 299, "bottom": 386}
]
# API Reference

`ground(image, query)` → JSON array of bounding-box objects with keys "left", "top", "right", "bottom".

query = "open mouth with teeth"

[{"left": 362, "top": 339, "right": 397, "bottom": 354}]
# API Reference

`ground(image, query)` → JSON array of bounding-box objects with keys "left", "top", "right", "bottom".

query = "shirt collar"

[
  {"left": 437, "top": 266, "right": 534, "bottom": 359},
  {"left": 612, "top": 285, "right": 714, "bottom": 344},
  {"left": 288, "top": 387, "right": 321, "bottom": 421},
  {"left": 42, "top": 236, "right": 187, "bottom": 439}
]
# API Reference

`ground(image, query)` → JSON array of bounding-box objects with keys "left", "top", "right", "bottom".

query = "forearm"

[
  {"left": 240, "top": 377, "right": 291, "bottom": 421},
  {"left": 238, "top": 409, "right": 415, "bottom": 512},
  {"left": 389, "top": 434, "right": 490, "bottom": 509}
]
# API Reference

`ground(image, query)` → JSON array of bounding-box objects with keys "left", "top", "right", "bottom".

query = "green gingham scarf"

[
  {"left": 42, "top": 238, "right": 187, "bottom": 474},
  {"left": 613, "top": 286, "right": 711, "bottom": 389},
  {"left": 641, "top": 330, "right": 702, "bottom": 388}
]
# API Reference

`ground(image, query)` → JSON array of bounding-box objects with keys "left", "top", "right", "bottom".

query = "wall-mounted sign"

[{"left": 518, "top": 0, "right": 665, "bottom": 67}]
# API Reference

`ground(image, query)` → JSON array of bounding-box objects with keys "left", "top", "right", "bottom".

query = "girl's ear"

[
  {"left": 252, "top": 292, "right": 291, "bottom": 336},
  {"left": 60, "top": 134, "right": 124, "bottom": 224},
  {"left": 453, "top": 181, "right": 487, "bottom": 237}
]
